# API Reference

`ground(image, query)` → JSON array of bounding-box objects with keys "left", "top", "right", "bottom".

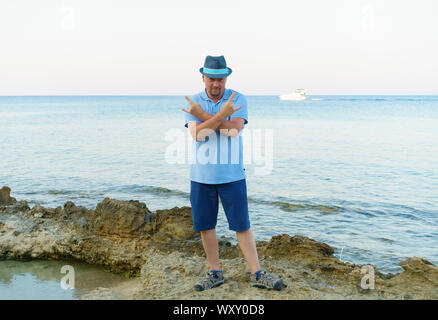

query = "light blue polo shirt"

[{"left": 184, "top": 88, "right": 249, "bottom": 184}]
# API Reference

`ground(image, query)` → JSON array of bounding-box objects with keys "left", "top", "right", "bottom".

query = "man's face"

[{"left": 203, "top": 75, "right": 227, "bottom": 99}]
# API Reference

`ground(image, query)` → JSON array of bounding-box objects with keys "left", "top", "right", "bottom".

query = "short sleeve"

[
  {"left": 184, "top": 96, "right": 202, "bottom": 128},
  {"left": 230, "top": 93, "right": 248, "bottom": 124}
]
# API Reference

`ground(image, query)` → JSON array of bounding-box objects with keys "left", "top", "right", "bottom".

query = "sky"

[{"left": 0, "top": 0, "right": 437, "bottom": 95}]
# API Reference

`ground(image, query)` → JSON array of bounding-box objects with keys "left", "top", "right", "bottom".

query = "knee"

[{"left": 235, "top": 227, "right": 251, "bottom": 234}]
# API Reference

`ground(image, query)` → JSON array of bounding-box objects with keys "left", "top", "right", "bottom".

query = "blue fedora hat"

[{"left": 199, "top": 55, "right": 232, "bottom": 78}]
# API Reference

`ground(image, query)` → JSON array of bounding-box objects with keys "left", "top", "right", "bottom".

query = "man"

[{"left": 182, "top": 55, "right": 284, "bottom": 291}]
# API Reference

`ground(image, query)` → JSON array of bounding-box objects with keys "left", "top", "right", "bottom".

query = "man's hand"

[
  {"left": 218, "top": 92, "right": 242, "bottom": 118},
  {"left": 182, "top": 96, "right": 205, "bottom": 119}
]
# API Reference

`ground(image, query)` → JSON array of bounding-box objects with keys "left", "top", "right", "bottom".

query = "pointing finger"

[
  {"left": 181, "top": 108, "right": 189, "bottom": 113},
  {"left": 227, "top": 92, "right": 236, "bottom": 102}
]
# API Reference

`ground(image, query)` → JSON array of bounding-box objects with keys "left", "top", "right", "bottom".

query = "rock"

[
  {"left": 0, "top": 186, "right": 9, "bottom": 204},
  {"left": 77, "top": 217, "right": 88, "bottom": 230},
  {"left": 399, "top": 257, "right": 438, "bottom": 285},
  {"left": 12, "top": 200, "right": 30, "bottom": 212},
  {"left": 63, "top": 201, "right": 76, "bottom": 211},
  {"left": 371, "top": 257, "right": 438, "bottom": 299},
  {"left": 0, "top": 186, "right": 16, "bottom": 205},
  {"left": 33, "top": 204, "right": 41, "bottom": 210},
  {"left": 93, "top": 198, "right": 153, "bottom": 236},
  {"left": 258, "top": 234, "right": 334, "bottom": 261},
  {"left": 79, "top": 287, "right": 120, "bottom": 300},
  {"left": 34, "top": 212, "right": 44, "bottom": 219},
  {"left": 63, "top": 201, "right": 88, "bottom": 216},
  {"left": 30, "top": 204, "right": 50, "bottom": 219},
  {"left": 152, "top": 206, "right": 198, "bottom": 241},
  {"left": 1, "top": 195, "right": 437, "bottom": 300}
]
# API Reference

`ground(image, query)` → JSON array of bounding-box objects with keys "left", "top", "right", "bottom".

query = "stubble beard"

[{"left": 209, "top": 88, "right": 221, "bottom": 99}]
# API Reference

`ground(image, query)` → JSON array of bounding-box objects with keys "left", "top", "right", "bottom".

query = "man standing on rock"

[{"left": 182, "top": 55, "right": 283, "bottom": 291}]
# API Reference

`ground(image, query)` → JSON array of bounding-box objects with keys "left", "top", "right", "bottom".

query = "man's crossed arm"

[
  {"left": 194, "top": 111, "right": 245, "bottom": 136},
  {"left": 182, "top": 93, "right": 245, "bottom": 141}
]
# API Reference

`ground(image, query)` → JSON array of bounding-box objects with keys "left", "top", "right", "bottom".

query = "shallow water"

[
  {"left": 0, "top": 259, "right": 129, "bottom": 300},
  {"left": 1, "top": 95, "right": 437, "bottom": 274}
]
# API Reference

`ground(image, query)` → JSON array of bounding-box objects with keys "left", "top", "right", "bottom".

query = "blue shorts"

[{"left": 190, "top": 179, "right": 250, "bottom": 232}]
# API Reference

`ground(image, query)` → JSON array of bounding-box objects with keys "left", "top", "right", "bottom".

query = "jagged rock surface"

[{"left": 0, "top": 186, "right": 436, "bottom": 299}]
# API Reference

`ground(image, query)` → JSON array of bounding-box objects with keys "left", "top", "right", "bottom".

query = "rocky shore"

[{"left": 1, "top": 186, "right": 437, "bottom": 300}]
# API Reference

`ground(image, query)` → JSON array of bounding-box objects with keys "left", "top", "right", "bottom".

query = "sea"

[{"left": 0, "top": 95, "right": 437, "bottom": 295}]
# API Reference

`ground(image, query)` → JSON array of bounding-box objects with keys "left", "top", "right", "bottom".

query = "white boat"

[{"left": 279, "top": 89, "right": 307, "bottom": 101}]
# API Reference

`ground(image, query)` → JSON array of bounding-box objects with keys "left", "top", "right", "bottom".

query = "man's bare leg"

[
  {"left": 236, "top": 228, "right": 261, "bottom": 273},
  {"left": 200, "top": 229, "right": 221, "bottom": 270}
]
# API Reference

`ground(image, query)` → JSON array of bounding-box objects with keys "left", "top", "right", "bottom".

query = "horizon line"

[{"left": 1, "top": 93, "right": 437, "bottom": 97}]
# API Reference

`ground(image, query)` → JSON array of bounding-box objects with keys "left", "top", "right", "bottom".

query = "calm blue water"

[{"left": 1, "top": 95, "right": 437, "bottom": 273}]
